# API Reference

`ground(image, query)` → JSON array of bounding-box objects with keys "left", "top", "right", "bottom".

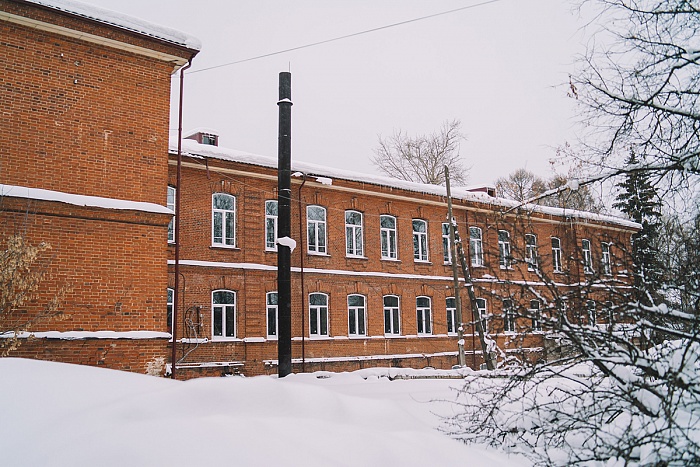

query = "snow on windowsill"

[{"left": 1, "top": 330, "right": 171, "bottom": 340}]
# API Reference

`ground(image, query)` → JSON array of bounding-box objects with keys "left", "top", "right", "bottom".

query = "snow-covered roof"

[
  {"left": 25, "top": 0, "right": 201, "bottom": 50},
  {"left": 169, "top": 138, "right": 641, "bottom": 230}
]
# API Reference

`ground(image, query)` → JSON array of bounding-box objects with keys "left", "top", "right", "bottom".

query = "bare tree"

[
  {"left": 495, "top": 168, "right": 547, "bottom": 202},
  {"left": 371, "top": 119, "right": 468, "bottom": 186}
]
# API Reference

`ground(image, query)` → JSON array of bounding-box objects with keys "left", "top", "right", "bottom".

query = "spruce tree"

[{"left": 613, "top": 150, "right": 663, "bottom": 307}]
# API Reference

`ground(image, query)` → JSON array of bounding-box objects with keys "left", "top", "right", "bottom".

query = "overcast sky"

[{"left": 80, "top": 0, "right": 589, "bottom": 186}]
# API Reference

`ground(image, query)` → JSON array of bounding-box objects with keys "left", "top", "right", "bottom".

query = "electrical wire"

[{"left": 187, "top": 0, "right": 503, "bottom": 75}]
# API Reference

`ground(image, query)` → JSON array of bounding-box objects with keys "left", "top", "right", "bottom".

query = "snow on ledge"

[
  {"left": 0, "top": 330, "right": 172, "bottom": 340},
  {"left": 25, "top": 0, "right": 201, "bottom": 50},
  {"left": 0, "top": 184, "right": 173, "bottom": 215}
]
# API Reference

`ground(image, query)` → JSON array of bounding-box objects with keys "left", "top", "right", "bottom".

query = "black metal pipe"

[{"left": 277, "top": 72, "right": 293, "bottom": 377}]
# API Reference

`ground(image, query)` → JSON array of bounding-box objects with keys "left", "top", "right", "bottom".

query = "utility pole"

[
  {"left": 444, "top": 166, "right": 466, "bottom": 367},
  {"left": 277, "top": 72, "right": 292, "bottom": 377}
]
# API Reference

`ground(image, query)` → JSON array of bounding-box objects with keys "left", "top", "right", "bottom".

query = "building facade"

[
  {"left": 168, "top": 133, "right": 639, "bottom": 378},
  {"left": 0, "top": 0, "right": 199, "bottom": 371}
]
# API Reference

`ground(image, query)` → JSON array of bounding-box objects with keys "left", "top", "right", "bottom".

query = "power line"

[{"left": 188, "top": 0, "right": 503, "bottom": 75}]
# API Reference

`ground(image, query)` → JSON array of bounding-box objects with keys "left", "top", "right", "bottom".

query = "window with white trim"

[
  {"left": 601, "top": 242, "right": 612, "bottom": 275},
  {"left": 525, "top": 234, "right": 538, "bottom": 271},
  {"left": 266, "top": 292, "right": 278, "bottom": 339},
  {"left": 476, "top": 298, "right": 488, "bottom": 333},
  {"left": 470, "top": 227, "right": 484, "bottom": 267},
  {"left": 582, "top": 239, "right": 593, "bottom": 274},
  {"left": 446, "top": 297, "right": 457, "bottom": 334},
  {"left": 167, "top": 288, "right": 174, "bottom": 331},
  {"left": 380, "top": 215, "right": 397, "bottom": 259},
  {"left": 416, "top": 296, "right": 432, "bottom": 335},
  {"left": 442, "top": 223, "right": 452, "bottom": 264},
  {"left": 498, "top": 230, "right": 511, "bottom": 269},
  {"left": 309, "top": 293, "right": 329, "bottom": 337},
  {"left": 383, "top": 295, "right": 400, "bottom": 335},
  {"left": 586, "top": 300, "right": 597, "bottom": 326},
  {"left": 347, "top": 294, "right": 366, "bottom": 336},
  {"left": 212, "top": 193, "right": 236, "bottom": 247},
  {"left": 265, "top": 200, "right": 278, "bottom": 251},
  {"left": 503, "top": 299, "right": 516, "bottom": 333},
  {"left": 530, "top": 300, "right": 541, "bottom": 331},
  {"left": 413, "top": 219, "right": 428, "bottom": 262},
  {"left": 212, "top": 290, "right": 236, "bottom": 338},
  {"left": 307, "top": 206, "right": 327, "bottom": 254},
  {"left": 167, "top": 186, "right": 176, "bottom": 244},
  {"left": 551, "top": 237, "right": 563, "bottom": 272},
  {"left": 345, "top": 210, "right": 364, "bottom": 257}
]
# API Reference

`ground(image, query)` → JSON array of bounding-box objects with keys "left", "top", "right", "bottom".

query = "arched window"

[
  {"left": 347, "top": 294, "right": 366, "bottom": 336},
  {"left": 416, "top": 296, "right": 432, "bottom": 335},
  {"left": 551, "top": 237, "right": 563, "bottom": 272},
  {"left": 470, "top": 227, "right": 483, "bottom": 267},
  {"left": 212, "top": 193, "right": 236, "bottom": 247},
  {"left": 413, "top": 219, "right": 428, "bottom": 262},
  {"left": 265, "top": 201, "right": 278, "bottom": 251},
  {"left": 167, "top": 186, "right": 176, "bottom": 244},
  {"left": 383, "top": 295, "right": 400, "bottom": 335},
  {"left": 380, "top": 215, "right": 397, "bottom": 259},
  {"left": 446, "top": 297, "right": 456, "bottom": 334},
  {"left": 498, "top": 230, "right": 511, "bottom": 269},
  {"left": 266, "top": 292, "right": 278, "bottom": 338},
  {"left": 309, "top": 293, "right": 329, "bottom": 336},
  {"left": 345, "top": 210, "right": 364, "bottom": 257},
  {"left": 307, "top": 206, "right": 327, "bottom": 254},
  {"left": 166, "top": 288, "right": 174, "bottom": 331},
  {"left": 212, "top": 290, "right": 236, "bottom": 338}
]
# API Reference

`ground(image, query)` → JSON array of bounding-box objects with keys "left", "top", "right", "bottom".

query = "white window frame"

[
  {"left": 470, "top": 227, "right": 484, "bottom": 267},
  {"left": 383, "top": 295, "right": 401, "bottom": 335},
  {"left": 442, "top": 223, "right": 452, "bottom": 264},
  {"left": 446, "top": 297, "right": 457, "bottom": 335},
  {"left": 309, "top": 292, "right": 329, "bottom": 337},
  {"left": 586, "top": 300, "right": 597, "bottom": 326},
  {"left": 307, "top": 205, "right": 327, "bottom": 255},
  {"left": 265, "top": 200, "right": 278, "bottom": 251},
  {"left": 582, "top": 239, "right": 593, "bottom": 274},
  {"left": 530, "top": 300, "right": 541, "bottom": 331},
  {"left": 552, "top": 237, "right": 563, "bottom": 273},
  {"left": 212, "top": 290, "right": 236, "bottom": 339},
  {"left": 416, "top": 296, "right": 432, "bottom": 335},
  {"left": 167, "top": 186, "right": 176, "bottom": 244},
  {"left": 212, "top": 193, "right": 236, "bottom": 247},
  {"left": 167, "top": 287, "right": 174, "bottom": 331},
  {"left": 525, "top": 234, "right": 538, "bottom": 271},
  {"left": 347, "top": 294, "right": 367, "bottom": 337},
  {"left": 601, "top": 242, "right": 612, "bottom": 275},
  {"left": 345, "top": 210, "right": 364, "bottom": 257},
  {"left": 413, "top": 219, "right": 428, "bottom": 262},
  {"left": 498, "top": 230, "right": 511, "bottom": 269},
  {"left": 503, "top": 299, "right": 516, "bottom": 333},
  {"left": 266, "top": 291, "right": 278, "bottom": 339},
  {"left": 380, "top": 215, "right": 398, "bottom": 260},
  {"left": 476, "top": 298, "right": 488, "bottom": 333}
]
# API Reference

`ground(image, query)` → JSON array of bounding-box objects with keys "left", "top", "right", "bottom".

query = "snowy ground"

[{"left": 0, "top": 358, "right": 528, "bottom": 466}]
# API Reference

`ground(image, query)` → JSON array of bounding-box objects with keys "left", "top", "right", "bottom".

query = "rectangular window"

[
  {"left": 582, "top": 239, "right": 593, "bottom": 274},
  {"left": 265, "top": 200, "right": 278, "bottom": 251},
  {"left": 416, "top": 296, "right": 432, "bottom": 335},
  {"left": 476, "top": 298, "right": 488, "bottom": 333},
  {"left": 525, "top": 234, "right": 538, "bottom": 271},
  {"left": 446, "top": 297, "right": 457, "bottom": 334},
  {"left": 212, "top": 193, "right": 236, "bottom": 247},
  {"left": 167, "top": 288, "right": 174, "bottom": 331},
  {"left": 530, "top": 300, "right": 541, "bottom": 331},
  {"left": 498, "top": 230, "right": 511, "bottom": 269},
  {"left": 470, "top": 227, "right": 484, "bottom": 267},
  {"left": 307, "top": 206, "right": 327, "bottom": 254},
  {"left": 601, "top": 242, "right": 612, "bottom": 275},
  {"left": 267, "top": 292, "right": 278, "bottom": 339},
  {"left": 345, "top": 210, "right": 364, "bottom": 257},
  {"left": 348, "top": 294, "right": 366, "bottom": 336},
  {"left": 212, "top": 290, "right": 236, "bottom": 338},
  {"left": 442, "top": 223, "right": 452, "bottom": 264},
  {"left": 167, "top": 186, "right": 176, "bottom": 244},
  {"left": 380, "top": 215, "right": 398, "bottom": 259},
  {"left": 552, "top": 237, "right": 563, "bottom": 272},
  {"left": 413, "top": 219, "right": 428, "bottom": 262},
  {"left": 503, "top": 299, "right": 515, "bottom": 333},
  {"left": 383, "top": 295, "right": 400, "bottom": 335},
  {"left": 309, "top": 293, "right": 329, "bottom": 336}
]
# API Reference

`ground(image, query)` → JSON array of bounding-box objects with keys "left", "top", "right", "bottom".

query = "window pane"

[
  {"left": 310, "top": 311, "right": 318, "bottom": 334},
  {"left": 320, "top": 308, "right": 328, "bottom": 335},
  {"left": 413, "top": 220, "right": 426, "bottom": 232},
  {"left": 310, "top": 293, "right": 327, "bottom": 306},
  {"left": 417, "top": 297, "right": 429, "bottom": 307},
  {"left": 348, "top": 295, "right": 363, "bottom": 307},
  {"left": 392, "top": 309, "right": 400, "bottom": 334},
  {"left": 225, "top": 212, "right": 235, "bottom": 245},
  {"left": 267, "top": 307, "right": 277, "bottom": 336},
  {"left": 225, "top": 306, "right": 235, "bottom": 337},
  {"left": 213, "top": 307, "right": 222, "bottom": 336},
  {"left": 384, "top": 296, "right": 398, "bottom": 307},
  {"left": 381, "top": 216, "right": 395, "bottom": 228},
  {"left": 213, "top": 212, "right": 222, "bottom": 242},
  {"left": 358, "top": 312, "right": 365, "bottom": 335},
  {"left": 308, "top": 206, "right": 325, "bottom": 221},
  {"left": 266, "top": 201, "right": 277, "bottom": 215},
  {"left": 349, "top": 309, "right": 356, "bottom": 334},
  {"left": 384, "top": 309, "right": 391, "bottom": 333},
  {"left": 214, "top": 194, "right": 234, "bottom": 210}
]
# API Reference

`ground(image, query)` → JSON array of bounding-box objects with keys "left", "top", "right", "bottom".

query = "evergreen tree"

[{"left": 613, "top": 150, "right": 663, "bottom": 307}]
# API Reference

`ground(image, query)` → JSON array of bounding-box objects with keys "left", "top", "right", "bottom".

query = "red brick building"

[
  {"left": 0, "top": 0, "right": 199, "bottom": 372},
  {"left": 168, "top": 132, "right": 639, "bottom": 378}
]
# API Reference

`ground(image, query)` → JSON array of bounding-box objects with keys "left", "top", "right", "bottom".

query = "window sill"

[
  {"left": 211, "top": 245, "right": 239, "bottom": 250},
  {"left": 211, "top": 337, "right": 242, "bottom": 342},
  {"left": 345, "top": 255, "right": 368, "bottom": 260},
  {"left": 307, "top": 252, "right": 330, "bottom": 257},
  {"left": 348, "top": 334, "right": 368, "bottom": 339},
  {"left": 308, "top": 335, "right": 333, "bottom": 340},
  {"left": 417, "top": 333, "right": 436, "bottom": 337},
  {"left": 264, "top": 248, "right": 278, "bottom": 253},
  {"left": 383, "top": 334, "right": 403, "bottom": 338},
  {"left": 381, "top": 257, "right": 400, "bottom": 262},
  {"left": 414, "top": 260, "right": 432, "bottom": 265}
]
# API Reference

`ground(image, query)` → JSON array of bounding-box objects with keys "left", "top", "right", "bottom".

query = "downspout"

[
  {"left": 172, "top": 59, "right": 193, "bottom": 379},
  {"left": 297, "top": 174, "right": 307, "bottom": 372}
]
